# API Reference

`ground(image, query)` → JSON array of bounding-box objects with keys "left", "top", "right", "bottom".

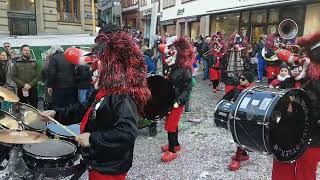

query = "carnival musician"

[
  {"left": 272, "top": 31, "right": 320, "bottom": 180},
  {"left": 41, "top": 25, "right": 151, "bottom": 180}
]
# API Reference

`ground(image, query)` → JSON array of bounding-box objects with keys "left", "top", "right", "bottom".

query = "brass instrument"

[{"left": 278, "top": 19, "right": 298, "bottom": 40}]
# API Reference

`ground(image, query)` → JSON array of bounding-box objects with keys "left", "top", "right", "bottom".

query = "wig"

[{"left": 94, "top": 29, "right": 151, "bottom": 113}]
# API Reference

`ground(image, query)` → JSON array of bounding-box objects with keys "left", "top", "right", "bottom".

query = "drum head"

[
  {"left": 47, "top": 123, "right": 80, "bottom": 137},
  {"left": 23, "top": 140, "right": 76, "bottom": 158},
  {"left": 231, "top": 86, "right": 311, "bottom": 162},
  {"left": 143, "top": 75, "right": 175, "bottom": 120},
  {"left": 268, "top": 89, "right": 312, "bottom": 161},
  {"left": 0, "top": 109, "right": 18, "bottom": 129},
  {"left": 10, "top": 103, "right": 47, "bottom": 131}
]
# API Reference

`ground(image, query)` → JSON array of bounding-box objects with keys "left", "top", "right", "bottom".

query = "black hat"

[
  {"left": 242, "top": 72, "right": 255, "bottom": 83},
  {"left": 280, "top": 63, "right": 290, "bottom": 70}
]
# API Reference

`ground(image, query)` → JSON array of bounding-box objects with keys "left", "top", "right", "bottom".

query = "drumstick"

[{"left": 45, "top": 115, "right": 77, "bottom": 137}]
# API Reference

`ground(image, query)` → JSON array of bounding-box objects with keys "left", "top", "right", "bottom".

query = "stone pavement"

[{"left": 127, "top": 76, "right": 274, "bottom": 180}]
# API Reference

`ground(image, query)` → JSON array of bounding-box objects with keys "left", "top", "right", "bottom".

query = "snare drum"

[
  {"left": 22, "top": 140, "right": 78, "bottom": 170},
  {"left": 46, "top": 123, "right": 80, "bottom": 145},
  {"left": 10, "top": 102, "right": 47, "bottom": 132},
  {"left": 230, "top": 86, "right": 312, "bottom": 162}
]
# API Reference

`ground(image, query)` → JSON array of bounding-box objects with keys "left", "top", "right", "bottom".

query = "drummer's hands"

[
  {"left": 76, "top": 133, "right": 91, "bottom": 147},
  {"left": 40, "top": 110, "right": 56, "bottom": 122},
  {"left": 24, "top": 83, "right": 32, "bottom": 90},
  {"left": 47, "top": 88, "right": 53, "bottom": 96},
  {"left": 173, "top": 102, "right": 179, "bottom": 108}
]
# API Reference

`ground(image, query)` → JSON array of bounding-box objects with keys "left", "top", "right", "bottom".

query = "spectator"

[
  {"left": 75, "top": 64, "right": 93, "bottom": 104},
  {"left": 0, "top": 51, "right": 16, "bottom": 93},
  {"left": 253, "top": 34, "right": 267, "bottom": 82},
  {"left": 2, "top": 42, "right": 17, "bottom": 60},
  {"left": 0, "top": 52, "right": 7, "bottom": 86},
  {"left": 47, "top": 46, "right": 77, "bottom": 108},
  {"left": 12, "top": 45, "right": 41, "bottom": 108},
  {"left": 201, "top": 36, "right": 211, "bottom": 80},
  {"left": 142, "top": 46, "right": 156, "bottom": 74}
]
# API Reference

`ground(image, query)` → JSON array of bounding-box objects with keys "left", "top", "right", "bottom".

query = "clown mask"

[{"left": 164, "top": 46, "right": 177, "bottom": 66}]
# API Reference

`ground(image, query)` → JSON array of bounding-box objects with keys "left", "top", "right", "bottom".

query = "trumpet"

[{"left": 203, "top": 50, "right": 212, "bottom": 57}]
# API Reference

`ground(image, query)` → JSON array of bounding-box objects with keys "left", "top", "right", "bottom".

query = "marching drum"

[
  {"left": 10, "top": 103, "right": 47, "bottom": 132},
  {"left": 214, "top": 86, "right": 312, "bottom": 162},
  {"left": 143, "top": 75, "right": 175, "bottom": 120},
  {"left": 46, "top": 123, "right": 80, "bottom": 146},
  {"left": 214, "top": 100, "right": 234, "bottom": 130},
  {"left": 22, "top": 140, "right": 78, "bottom": 171}
]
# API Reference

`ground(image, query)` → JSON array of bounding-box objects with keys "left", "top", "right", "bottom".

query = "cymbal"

[
  {"left": 0, "top": 129, "right": 49, "bottom": 144},
  {"left": 0, "top": 86, "right": 19, "bottom": 102}
]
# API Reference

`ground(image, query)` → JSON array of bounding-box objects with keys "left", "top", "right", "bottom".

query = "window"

[
  {"left": 122, "top": 0, "right": 138, "bottom": 8},
  {"left": 57, "top": 0, "right": 80, "bottom": 23},
  {"left": 140, "top": 0, "right": 147, "bottom": 7},
  {"left": 9, "top": 0, "right": 35, "bottom": 13},
  {"left": 213, "top": 13, "right": 240, "bottom": 40},
  {"left": 251, "top": 10, "right": 267, "bottom": 24},
  {"left": 163, "top": 0, "right": 175, "bottom": 9}
]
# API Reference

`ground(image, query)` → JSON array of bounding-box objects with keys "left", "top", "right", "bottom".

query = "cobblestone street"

[{"left": 127, "top": 75, "right": 274, "bottom": 180}]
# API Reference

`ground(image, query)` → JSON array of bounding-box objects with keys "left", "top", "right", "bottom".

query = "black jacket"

[
  {"left": 47, "top": 52, "right": 76, "bottom": 89},
  {"left": 302, "top": 79, "right": 320, "bottom": 146},
  {"left": 0, "top": 62, "right": 7, "bottom": 86},
  {"left": 75, "top": 65, "right": 92, "bottom": 89},
  {"left": 54, "top": 92, "right": 139, "bottom": 175},
  {"left": 167, "top": 65, "right": 192, "bottom": 105}
]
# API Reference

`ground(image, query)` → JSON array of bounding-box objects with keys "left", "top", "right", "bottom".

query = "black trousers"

[
  {"left": 17, "top": 87, "right": 38, "bottom": 108},
  {"left": 168, "top": 128, "right": 179, "bottom": 153},
  {"left": 212, "top": 80, "right": 220, "bottom": 89},
  {"left": 52, "top": 87, "right": 78, "bottom": 109}
]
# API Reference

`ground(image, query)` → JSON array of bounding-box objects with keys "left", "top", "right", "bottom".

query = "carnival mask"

[
  {"left": 165, "top": 46, "right": 177, "bottom": 66},
  {"left": 89, "top": 57, "right": 102, "bottom": 89}
]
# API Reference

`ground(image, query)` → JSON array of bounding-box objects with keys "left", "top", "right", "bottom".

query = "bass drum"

[
  {"left": 214, "top": 100, "right": 234, "bottom": 130},
  {"left": 230, "top": 86, "right": 312, "bottom": 162},
  {"left": 143, "top": 75, "right": 175, "bottom": 120}
]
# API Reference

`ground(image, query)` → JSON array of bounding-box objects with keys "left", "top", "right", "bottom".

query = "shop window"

[
  {"left": 240, "top": 11, "right": 249, "bottom": 24},
  {"left": 190, "top": 21, "right": 200, "bottom": 42},
  {"left": 163, "top": 0, "right": 176, "bottom": 9},
  {"left": 251, "top": 10, "right": 267, "bottom": 24},
  {"left": 269, "top": 8, "right": 279, "bottom": 24},
  {"left": 180, "top": 23, "right": 185, "bottom": 37},
  {"left": 304, "top": 3, "right": 320, "bottom": 35},
  {"left": 213, "top": 13, "right": 240, "bottom": 40},
  {"left": 9, "top": 0, "right": 35, "bottom": 13},
  {"left": 267, "top": 25, "right": 278, "bottom": 34},
  {"left": 165, "top": 25, "right": 176, "bottom": 36},
  {"left": 57, "top": 0, "right": 80, "bottom": 23}
]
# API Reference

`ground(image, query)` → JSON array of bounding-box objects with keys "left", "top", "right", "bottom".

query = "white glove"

[{"left": 173, "top": 102, "right": 179, "bottom": 108}]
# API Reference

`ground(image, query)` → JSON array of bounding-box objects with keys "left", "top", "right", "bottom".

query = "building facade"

[
  {"left": 100, "top": 0, "right": 122, "bottom": 26},
  {"left": 0, "top": 0, "right": 98, "bottom": 37},
  {"left": 159, "top": 0, "right": 320, "bottom": 44},
  {"left": 121, "top": 0, "right": 140, "bottom": 29},
  {"left": 139, "top": 0, "right": 160, "bottom": 39}
]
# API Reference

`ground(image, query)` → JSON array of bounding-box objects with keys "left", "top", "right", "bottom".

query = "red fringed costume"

[
  {"left": 272, "top": 31, "right": 320, "bottom": 180},
  {"left": 158, "top": 38, "right": 193, "bottom": 162},
  {"left": 209, "top": 32, "right": 225, "bottom": 93},
  {"left": 55, "top": 26, "right": 151, "bottom": 180}
]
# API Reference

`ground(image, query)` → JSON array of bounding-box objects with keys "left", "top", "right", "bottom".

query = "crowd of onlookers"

[{"left": 0, "top": 42, "right": 94, "bottom": 111}]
